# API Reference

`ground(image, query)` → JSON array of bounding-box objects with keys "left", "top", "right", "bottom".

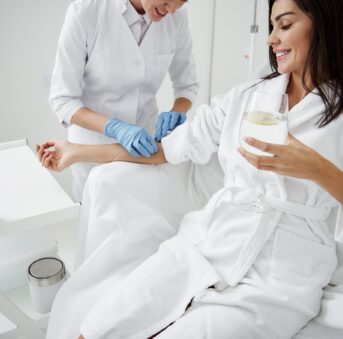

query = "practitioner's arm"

[
  {"left": 36, "top": 140, "right": 166, "bottom": 172},
  {"left": 238, "top": 134, "right": 343, "bottom": 204}
]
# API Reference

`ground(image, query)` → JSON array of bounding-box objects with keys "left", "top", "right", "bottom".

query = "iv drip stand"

[{"left": 249, "top": 0, "right": 259, "bottom": 77}]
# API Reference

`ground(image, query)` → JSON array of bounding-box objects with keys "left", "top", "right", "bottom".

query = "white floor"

[{"left": 0, "top": 218, "right": 78, "bottom": 339}]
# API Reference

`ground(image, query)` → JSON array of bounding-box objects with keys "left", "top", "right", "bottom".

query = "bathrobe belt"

[
  {"left": 261, "top": 195, "right": 332, "bottom": 221},
  {"left": 228, "top": 188, "right": 332, "bottom": 221}
]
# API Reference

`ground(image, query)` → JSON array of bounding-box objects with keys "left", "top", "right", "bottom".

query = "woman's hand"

[
  {"left": 155, "top": 111, "right": 186, "bottom": 141},
  {"left": 36, "top": 140, "right": 77, "bottom": 172},
  {"left": 238, "top": 133, "right": 324, "bottom": 181}
]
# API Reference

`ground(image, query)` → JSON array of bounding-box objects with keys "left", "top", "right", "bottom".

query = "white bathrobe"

[{"left": 47, "top": 74, "right": 343, "bottom": 339}]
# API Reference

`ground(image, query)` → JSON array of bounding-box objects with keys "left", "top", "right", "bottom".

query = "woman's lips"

[
  {"left": 155, "top": 7, "right": 167, "bottom": 17},
  {"left": 275, "top": 50, "right": 291, "bottom": 61}
]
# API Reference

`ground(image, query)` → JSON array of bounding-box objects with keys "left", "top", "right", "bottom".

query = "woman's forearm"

[
  {"left": 315, "top": 159, "right": 343, "bottom": 205},
  {"left": 171, "top": 97, "right": 192, "bottom": 113},
  {"left": 71, "top": 107, "right": 108, "bottom": 133},
  {"left": 73, "top": 142, "right": 167, "bottom": 165}
]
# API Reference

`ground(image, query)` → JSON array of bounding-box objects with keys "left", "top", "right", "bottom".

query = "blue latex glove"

[
  {"left": 155, "top": 111, "right": 187, "bottom": 142},
  {"left": 104, "top": 118, "right": 158, "bottom": 158}
]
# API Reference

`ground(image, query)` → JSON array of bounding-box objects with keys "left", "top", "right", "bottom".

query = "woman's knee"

[{"left": 86, "top": 162, "right": 153, "bottom": 198}]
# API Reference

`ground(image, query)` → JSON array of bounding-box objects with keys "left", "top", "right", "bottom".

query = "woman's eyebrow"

[{"left": 271, "top": 11, "right": 296, "bottom": 24}]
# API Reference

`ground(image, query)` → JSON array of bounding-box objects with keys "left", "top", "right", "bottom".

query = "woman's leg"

[
  {"left": 77, "top": 223, "right": 333, "bottom": 339},
  {"left": 79, "top": 235, "right": 220, "bottom": 339},
  {"left": 294, "top": 320, "right": 343, "bottom": 339},
  {"left": 76, "top": 153, "right": 223, "bottom": 266},
  {"left": 155, "top": 304, "right": 266, "bottom": 339},
  {"left": 76, "top": 161, "right": 200, "bottom": 266}
]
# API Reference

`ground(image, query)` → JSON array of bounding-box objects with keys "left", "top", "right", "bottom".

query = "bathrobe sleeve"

[
  {"left": 49, "top": 2, "right": 89, "bottom": 125},
  {"left": 168, "top": 7, "right": 199, "bottom": 103},
  {"left": 161, "top": 94, "right": 230, "bottom": 165}
]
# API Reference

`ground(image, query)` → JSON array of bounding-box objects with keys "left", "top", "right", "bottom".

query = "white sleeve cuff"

[
  {"left": 161, "top": 122, "right": 191, "bottom": 164},
  {"left": 174, "top": 83, "right": 199, "bottom": 104},
  {"left": 53, "top": 100, "right": 85, "bottom": 126}
]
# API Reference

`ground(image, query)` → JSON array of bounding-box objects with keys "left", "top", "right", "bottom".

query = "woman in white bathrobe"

[{"left": 38, "top": 0, "right": 343, "bottom": 337}]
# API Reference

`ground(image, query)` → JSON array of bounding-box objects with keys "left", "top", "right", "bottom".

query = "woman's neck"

[
  {"left": 129, "top": 0, "right": 145, "bottom": 14},
  {"left": 287, "top": 72, "right": 314, "bottom": 109}
]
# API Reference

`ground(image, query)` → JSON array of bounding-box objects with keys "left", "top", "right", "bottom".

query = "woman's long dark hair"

[{"left": 266, "top": 0, "right": 343, "bottom": 127}]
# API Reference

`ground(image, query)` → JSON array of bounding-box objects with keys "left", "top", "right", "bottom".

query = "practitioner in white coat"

[
  {"left": 38, "top": 0, "right": 343, "bottom": 337},
  {"left": 49, "top": 0, "right": 199, "bottom": 201}
]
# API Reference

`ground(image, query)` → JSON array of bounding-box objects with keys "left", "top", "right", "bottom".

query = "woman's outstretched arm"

[{"left": 36, "top": 140, "right": 166, "bottom": 172}]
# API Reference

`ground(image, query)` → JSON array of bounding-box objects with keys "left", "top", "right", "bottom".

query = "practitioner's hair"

[{"left": 266, "top": 0, "right": 343, "bottom": 127}]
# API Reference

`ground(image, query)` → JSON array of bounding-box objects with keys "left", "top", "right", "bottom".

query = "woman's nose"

[{"left": 267, "top": 30, "right": 279, "bottom": 47}]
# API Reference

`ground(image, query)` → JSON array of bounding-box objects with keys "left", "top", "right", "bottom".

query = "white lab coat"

[
  {"left": 47, "top": 74, "right": 343, "bottom": 339},
  {"left": 49, "top": 0, "right": 198, "bottom": 200}
]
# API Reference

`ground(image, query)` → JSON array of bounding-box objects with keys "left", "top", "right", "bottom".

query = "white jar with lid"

[{"left": 27, "top": 257, "right": 66, "bottom": 314}]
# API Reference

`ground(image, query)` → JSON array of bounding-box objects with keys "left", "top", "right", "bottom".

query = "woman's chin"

[
  {"left": 277, "top": 66, "right": 289, "bottom": 75},
  {"left": 147, "top": 9, "right": 164, "bottom": 22}
]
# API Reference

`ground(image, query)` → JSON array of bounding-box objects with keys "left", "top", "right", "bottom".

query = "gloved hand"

[
  {"left": 155, "top": 111, "right": 187, "bottom": 142},
  {"left": 104, "top": 118, "right": 158, "bottom": 158}
]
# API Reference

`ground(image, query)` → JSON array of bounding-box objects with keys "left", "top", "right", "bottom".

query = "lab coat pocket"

[
  {"left": 153, "top": 52, "right": 175, "bottom": 88},
  {"left": 270, "top": 227, "right": 336, "bottom": 289}
]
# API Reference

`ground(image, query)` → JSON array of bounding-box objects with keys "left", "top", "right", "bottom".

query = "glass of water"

[{"left": 238, "top": 91, "right": 289, "bottom": 211}]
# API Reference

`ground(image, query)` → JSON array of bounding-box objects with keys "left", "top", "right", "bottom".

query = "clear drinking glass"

[{"left": 238, "top": 91, "right": 289, "bottom": 212}]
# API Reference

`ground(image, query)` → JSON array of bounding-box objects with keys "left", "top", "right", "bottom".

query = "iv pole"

[{"left": 248, "top": 0, "right": 259, "bottom": 77}]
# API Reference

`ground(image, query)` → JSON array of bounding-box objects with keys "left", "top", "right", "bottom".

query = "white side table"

[{"left": 0, "top": 140, "right": 80, "bottom": 338}]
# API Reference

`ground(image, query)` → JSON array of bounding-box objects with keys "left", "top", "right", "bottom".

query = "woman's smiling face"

[
  {"left": 140, "top": 0, "right": 187, "bottom": 22},
  {"left": 268, "top": 0, "right": 313, "bottom": 77}
]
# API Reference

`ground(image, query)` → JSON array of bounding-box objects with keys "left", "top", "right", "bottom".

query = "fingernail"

[
  {"left": 237, "top": 147, "right": 245, "bottom": 155},
  {"left": 244, "top": 137, "right": 252, "bottom": 143}
]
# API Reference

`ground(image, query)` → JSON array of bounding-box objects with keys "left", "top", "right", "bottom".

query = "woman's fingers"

[
  {"left": 239, "top": 134, "right": 325, "bottom": 180},
  {"left": 43, "top": 153, "right": 62, "bottom": 171},
  {"left": 36, "top": 140, "right": 71, "bottom": 171},
  {"left": 238, "top": 147, "right": 278, "bottom": 170},
  {"left": 244, "top": 137, "right": 284, "bottom": 156},
  {"left": 36, "top": 140, "right": 60, "bottom": 164},
  {"left": 36, "top": 144, "right": 45, "bottom": 161},
  {"left": 41, "top": 150, "right": 57, "bottom": 168},
  {"left": 42, "top": 153, "right": 53, "bottom": 169},
  {"left": 238, "top": 147, "right": 291, "bottom": 175}
]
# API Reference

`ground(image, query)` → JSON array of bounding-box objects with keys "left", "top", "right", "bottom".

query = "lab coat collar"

[
  {"left": 116, "top": 0, "right": 128, "bottom": 14},
  {"left": 121, "top": 0, "right": 151, "bottom": 26}
]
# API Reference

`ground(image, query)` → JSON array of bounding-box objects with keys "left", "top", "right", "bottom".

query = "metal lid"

[{"left": 28, "top": 257, "right": 66, "bottom": 287}]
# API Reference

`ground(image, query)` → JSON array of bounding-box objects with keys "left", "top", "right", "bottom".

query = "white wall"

[
  {"left": 0, "top": 0, "right": 270, "bottom": 196},
  {"left": 211, "top": 0, "right": 269, "bottom": 96},
  {"left": 156, "top": 0, "right": 215, "bottom": 114},
  {"left": 0, "top": 0, "right": 73, "bottom": 195}
]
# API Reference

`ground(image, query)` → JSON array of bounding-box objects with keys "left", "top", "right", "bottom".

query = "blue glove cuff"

[{"left": 104, "top": 117, "right": 122, "bottom": 138}]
